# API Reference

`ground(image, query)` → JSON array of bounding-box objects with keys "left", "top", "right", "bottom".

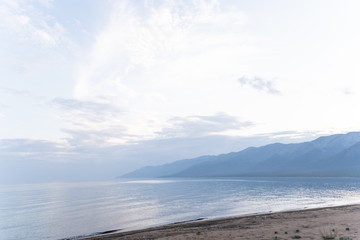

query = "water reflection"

[{"left": 1, "top": 178, "right": 360, "bottom": 240}]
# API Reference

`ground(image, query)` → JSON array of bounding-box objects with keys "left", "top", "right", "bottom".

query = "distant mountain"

[
  {"left": 121, "top": 155, "right": 216, "bottom": 178},
  {"left": 120, "top": 132, "right": 360, "bottom": 178}
]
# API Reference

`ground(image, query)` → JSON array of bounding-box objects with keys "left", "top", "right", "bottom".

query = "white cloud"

[
  {"left": 62, "top": 128, "right": 131, "bottom": 147},
  {"left": 52, "top": 97, "right": 135, "bottom": 145},
  {"left": 71, "top": 0, "right": 259, "bottom": 145},
  {"left": 2, "top": 0, "right": 360, "bottom": 182},
  {"left": 343, "top": 88, "right": 353, "bottom": 95},
  {"left": 238, "top": 76, "right": 281, "bottom": 95},
  {"left": 74, "top": 0, "right": 253, "bottom": 99},
  {"left": 52, "top": 97, "right": 123, "bottom": 123},
  {"left": 0, "top": 0, "right": 68, "bottom": 47},
  {"left": 158, "top": 113, "right": 253, "bottom": 138},
  {"left": 0, "top": 86, "right": 32, "bottom": 96}
]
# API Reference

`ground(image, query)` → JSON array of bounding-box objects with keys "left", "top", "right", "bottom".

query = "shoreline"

[{"left": 78, "top": 204, "right": 360, "bottom": 240}]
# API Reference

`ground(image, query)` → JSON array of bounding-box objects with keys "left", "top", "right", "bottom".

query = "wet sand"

[{"left": 80, "top": 204, "right": 360, "bottom": 240}]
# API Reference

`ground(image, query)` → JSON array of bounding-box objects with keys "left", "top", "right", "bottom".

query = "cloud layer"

[
  {"left": 158, "top": 113, "right": 253, "bottom": 138},
  {"left": 0, "top": 131, "right": 320, "bottom": 183},
  {"left": 0, "top": 0, "right": 68, "bottom": 47},
  {"left": 238, "top": 76, "right": 281, "bottom": 95},
  {"left": 2, "top": 0, "right": 360, "bottom": 183}
]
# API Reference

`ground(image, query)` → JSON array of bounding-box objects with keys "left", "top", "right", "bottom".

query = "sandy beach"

[{"left": 80, "top": 204, "right": 360, "bottom": 240}]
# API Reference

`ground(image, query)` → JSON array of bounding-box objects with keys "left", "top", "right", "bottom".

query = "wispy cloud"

[
  {"left": 158, "top": 113, "right": 253, "bottom": 138},
  {"left": 52, "top": 97, "right": 123, "bottom": 124},
  {"left": 343, "top": 88, "right": 353, "bottom": 95},
  {"left": 0, "top": 138, "right": 78, "bottom": 164},
  {"left": 52, "top": 97, "right": 121, "bottom": 114},
  {"left": 265, "top": 130, "right": 321, "bottom": 140},
  {"left": 0, "top": 101, "right": 9, "bottom": 108},
  {"left": 0, "top": 0, "right": 68, "bottom": 47},
  {"left": 238, "top": 76, "right": 281, "bottom": 95},
  {"left": 65, "top": 0, "right": 258, "bottom": 147},
  {"left": 62, "top": 127, "right": 132, "bottom": 147},
  {"left": 0, "top": 138, "right": 61, "bottom": 152},
  {"left": 51, "top": 97, "right": 135, "bottom": 146},
  {"left": 74, "top": 0, "right": 252, "bottom": 99},
  {"left": 0, "top": 86, "right": 31, "bottom": 96}
]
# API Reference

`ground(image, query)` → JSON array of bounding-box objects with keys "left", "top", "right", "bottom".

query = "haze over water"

[{"left": 2, "top": 177, "right": 360, "bottom": 240}]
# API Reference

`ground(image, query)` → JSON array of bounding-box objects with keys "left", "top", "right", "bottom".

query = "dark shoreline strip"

[
  {"left": 96, "top": 229, "right": 121, "bottom": 235},
  {"left": 171, "top": 217, "right": 207, "bottom": 225},
  {"left": 77, "top": 204, "right": 360, "bottom": 240}
]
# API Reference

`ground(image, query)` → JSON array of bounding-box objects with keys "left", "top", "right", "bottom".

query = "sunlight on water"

[
  {"left": 1, "top": 177, "right": 360, "bottom": 240},
  {"left": 122, "top": 180, "right": 176, "bottom": 184}
]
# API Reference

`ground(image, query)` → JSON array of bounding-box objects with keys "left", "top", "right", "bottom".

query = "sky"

[{"left": 1, "top": 0, "right": 360, "bottom": 183}]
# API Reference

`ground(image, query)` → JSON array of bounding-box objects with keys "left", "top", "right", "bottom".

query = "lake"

[{"left": 1, "top": 177, "right": 360, "bottom": 240}]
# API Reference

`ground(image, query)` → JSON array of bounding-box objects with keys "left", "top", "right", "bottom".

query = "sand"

[{"left": 80, "top": 204, "right": 360, "bottom": 240}]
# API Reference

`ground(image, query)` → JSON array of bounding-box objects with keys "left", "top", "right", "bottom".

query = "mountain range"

[{"left": 120, "top": 132, "right": 360, "bottom": 178}]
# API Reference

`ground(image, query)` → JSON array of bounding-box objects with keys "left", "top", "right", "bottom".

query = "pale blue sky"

[{"left": 1, "top": 0, "right": 360, "bottom": 182}]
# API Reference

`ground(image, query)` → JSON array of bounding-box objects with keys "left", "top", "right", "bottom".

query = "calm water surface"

[{"left": 1, "top": 177, "right": 360, "bottom": 240}]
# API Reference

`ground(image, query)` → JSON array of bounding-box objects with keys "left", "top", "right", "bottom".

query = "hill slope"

[{"left": 120, "top": 132, "right": 360, "bottom": 178}]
